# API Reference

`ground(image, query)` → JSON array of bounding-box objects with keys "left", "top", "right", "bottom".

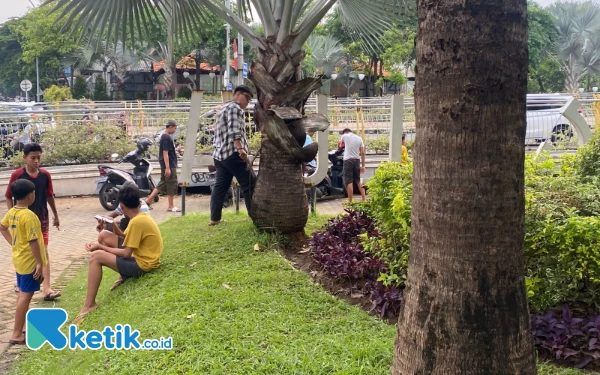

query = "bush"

[
  {"left": 72, "top": 76, "right": 88, "bottom": 99},
  {"left": 177, "top": 86, "right": 192, "bottom": 99},
  {"left": 93, "top": 77, "right": 110, "bottom": 101},
  {"left": 532, "top": 306, "right": 600, "bottom": 369},
  {"left": 310, "top": 210, "right": 385, "bottom": 281},
  {"left": 44, "top": 85, "right": 72, "bottom": 103},
  {"left": 135, "top": 89, "right": 147, "bottom": 101},
  {"left": 366, "top": 136, "right": 389, "bottom": 154},
  {"left": 8, "top": 123, "right": 132, "bottom": 167},
  {"left": 248, "top": 132, "right": 262, "bottom": 154}
]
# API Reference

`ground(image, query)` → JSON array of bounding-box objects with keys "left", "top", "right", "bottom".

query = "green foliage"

[
  {"left": 366, "top": 136, "right": 389, "bottom": 154},
  {"left": 361, "top": 152, "right": 600, "bottom": 311},
  {"left": 177, "top": 86, "right": 192, "bottom": 99},
  {"left": 0, "top": 20, "right": 23, "bottom": 96},
  {"left": 43, "top": 85, "right": 72, "bottom": 102},
  {"left": 528, "top": 2, "right": 558, "bottom": 69},
  {"left": 358, "top": 162, "right": 413, "bottom": 288},
  {"left": 528, "top": 56, "right": 566, "bottom": 93},
  {"left": 72, "top": 76, "right": 88, "bottom": 99},
  {"left": 8, "top": 123, "right": 130, "bottom": 167},
  {"left": 248, "top": 132, "right": 262, "bottom": 154},
  {"left": 135, "top": 89, "right": 146, "bottom": 101},
  {"left": 574, "top": 129, "right": 600, "bottom": 179},
  {"left": 92, "top": 77, "right": 109, "bottom": 101}
]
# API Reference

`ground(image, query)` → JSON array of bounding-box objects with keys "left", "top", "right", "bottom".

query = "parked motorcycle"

[
  {"left": 305, "top": 149, "right": 347, "bottom": 201},
  {"left": 96, "top": 138, "right": 159, "bottom": 211}
]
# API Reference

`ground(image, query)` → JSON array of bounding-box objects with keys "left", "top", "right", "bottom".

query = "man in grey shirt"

[{"left": 340, "top": 128, "right": 367, "bottom": 202}]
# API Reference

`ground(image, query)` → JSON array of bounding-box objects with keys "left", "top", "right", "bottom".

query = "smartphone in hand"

[{"left": 94, "top": 215, "right": 114, "bottom": 224}]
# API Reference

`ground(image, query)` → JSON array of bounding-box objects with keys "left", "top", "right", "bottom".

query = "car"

[{"left": 525, "top": 96, "right": 578, "bottom": 145}]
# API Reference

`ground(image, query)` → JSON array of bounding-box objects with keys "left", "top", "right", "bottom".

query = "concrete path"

[{"left": 0, "top": 194, "right": 345, "bottom": 369}]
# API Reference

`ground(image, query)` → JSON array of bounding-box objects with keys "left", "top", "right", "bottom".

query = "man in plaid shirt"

[{"left": 210, "top": 85, "right": 256, "bottom": 225}]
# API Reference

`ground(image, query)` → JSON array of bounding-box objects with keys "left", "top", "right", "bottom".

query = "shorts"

[
  {"left": 343, "top": 159, "right": 361, "bottom": 187},
  {"left": 116, "top": 257, "right": 147, "bottom": 279},
  {"left": 156, "top": 168, "right": 178, "bottom": 196},
  {"left": 42, "top": 232, "right": 49, "bottom": 246},
  {"left": 16, "top": 271, "right": 41, "bottom": 293}
]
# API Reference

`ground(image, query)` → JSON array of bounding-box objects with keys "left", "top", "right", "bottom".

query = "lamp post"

[{"left": 183, "top": 70, "right": 195, "bottom": 90}]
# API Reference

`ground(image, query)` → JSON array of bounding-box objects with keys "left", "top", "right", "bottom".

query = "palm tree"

[
  {"left": 306, "top": 35, "right": 344, "bottom": 77},
  {"left": 68, "top": 41, "right": 150, "bottom": 99},
  {"left": 48, "top": 0, "right": 401, "bottom": 233},
  {"left": 392, "top": 0, "right": 537, "bottom": 373},
  {"left": 551, "top": 0, "right": 600, "bottom": 92}
]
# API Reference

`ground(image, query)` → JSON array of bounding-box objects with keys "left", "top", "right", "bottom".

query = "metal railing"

[{"left": 0, "top": 95, "right": 593, "bottom": 146}]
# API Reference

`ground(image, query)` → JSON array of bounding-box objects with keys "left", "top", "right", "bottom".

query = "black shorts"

[
  {"left": 343, "top": 159, "right": 361, "bottom": 186},
  {"left": 116, "top": 257, "right": 147, "bottom": 279}
]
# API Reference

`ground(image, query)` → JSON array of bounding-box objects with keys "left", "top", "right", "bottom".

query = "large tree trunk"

[
  {"left": 248, "top": 43, "right": 325, "bottom": 233},
  {"left": 392, "top": 0, "right": 537, "bottom": 374}
]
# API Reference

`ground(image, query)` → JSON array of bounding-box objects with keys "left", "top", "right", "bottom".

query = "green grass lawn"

[{"left": 7, "top": 214, "right": 597, "bottom": 375}]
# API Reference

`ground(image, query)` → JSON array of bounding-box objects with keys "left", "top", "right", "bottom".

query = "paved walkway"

[{"left": 0, "top": 194, "right": 344, "bottom": 367}]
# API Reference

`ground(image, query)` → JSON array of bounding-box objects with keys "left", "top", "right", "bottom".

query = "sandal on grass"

[
  {"left": 110, "top": 278, "right": 125, "bottom": 291},
  {"left": 43, "top": 291, "right": 62, "bottom": 301},
  {"left": 167, "top": 207, "right": 181, "bottom": 212}
]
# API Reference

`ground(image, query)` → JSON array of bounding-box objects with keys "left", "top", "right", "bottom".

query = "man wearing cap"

[
  {"left": 210, "top": 85, "right": 256, "bottom": 225},
  {"left": 146, "top": 120, "right": 179, "bottom": 211}
]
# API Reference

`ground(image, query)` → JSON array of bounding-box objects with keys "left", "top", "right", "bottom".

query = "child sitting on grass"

[{"left": 0, "top": 179, "right": 47, "bottom": 345}]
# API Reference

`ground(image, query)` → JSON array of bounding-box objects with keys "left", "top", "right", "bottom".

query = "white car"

[{"left": 526, "top": 96, "right": 575, "bottom": 144}]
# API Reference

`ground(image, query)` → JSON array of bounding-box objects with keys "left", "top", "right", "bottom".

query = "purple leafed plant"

[
  {"left": 532, "top": 305, "right": 600, "bottom": 368},
  {"left": 310, "top": 210, "right": 383, "bottom": 281},
  {"left": 366, "top": 281, "right": 403, "bottom": 318}
]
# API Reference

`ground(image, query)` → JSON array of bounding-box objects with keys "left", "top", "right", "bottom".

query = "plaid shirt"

[{"left": 212, "top": 101, "right": 248, "bottom": 161}]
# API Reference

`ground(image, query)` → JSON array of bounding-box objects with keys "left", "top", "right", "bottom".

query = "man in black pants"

[{"left": 210, "top": 86, "right": 256, "bottom": 225}]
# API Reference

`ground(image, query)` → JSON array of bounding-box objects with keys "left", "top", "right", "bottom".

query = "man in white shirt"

[{"left": 340, "top": 128, "right": 367, "bottom": 202}]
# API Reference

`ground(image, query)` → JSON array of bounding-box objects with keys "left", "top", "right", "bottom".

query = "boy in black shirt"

[{"left": 145, "top": 120, "right": 179, "bottom": 211}]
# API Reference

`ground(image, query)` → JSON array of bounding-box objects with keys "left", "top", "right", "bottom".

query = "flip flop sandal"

[
  {"left": 14, "top": 283, "right": 19, "bottom": 293},
  {"left": 167, "top": 207, "right": 181, "bottom": 212},
  {"left": 8, "top": 338, "right": 25, "bottom": 345},
  {"left": 110, "top": 278, "right": 125, "bottom": 291},
  {"left": 43, "top": 291, "right": 62, "bottom": 301},
  {"left": 209, "top": 220, "right": 225, "bottom": 226}
]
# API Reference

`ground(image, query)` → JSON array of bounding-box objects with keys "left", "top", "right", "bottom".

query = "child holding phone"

[{"left": 0, "top": 179, "right": 48, "bottom": 345}]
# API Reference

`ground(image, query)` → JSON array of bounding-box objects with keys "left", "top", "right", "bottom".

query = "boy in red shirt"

[{"left": 5, "top": 143, "right": 61, "bottom": 301}]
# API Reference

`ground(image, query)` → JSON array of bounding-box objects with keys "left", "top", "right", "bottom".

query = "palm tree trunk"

[
  {"left": 392, "top": 0, "right": 537, "bottom": 373},
  {"left": 248, "top": 46, "right": 323, "bottom": 233}
]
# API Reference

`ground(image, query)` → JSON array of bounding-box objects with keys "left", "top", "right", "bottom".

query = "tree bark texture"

[
  {"left": 248, "top": 40, "right": 327, "bottom": 233},
  {"left": 392, "top": 1, "right": 537, "bottom": 374}
]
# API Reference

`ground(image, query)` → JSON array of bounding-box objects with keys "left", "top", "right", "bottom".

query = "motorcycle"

[
  {"left": 96, "top": 138, "right": 159, "bottom": 211},
  {"left": 305, "top": 149, "right": 347, "bottom": 201}
]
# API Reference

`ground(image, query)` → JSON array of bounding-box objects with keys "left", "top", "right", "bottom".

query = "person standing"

[
  {"left": 5, "top": 143, "right": 61, "bottom": 301},
  {"left": 340, "top": 128, "right": 367, "bottom": 203},
  {"left": 210, "top": 86, "right": 256, "bottom": 226},
  {"left": 146, "top": 120, "right": 179, "bottom": 212},
  {"left": 401, "top": 134, "right": 409, "bottom": 166}
]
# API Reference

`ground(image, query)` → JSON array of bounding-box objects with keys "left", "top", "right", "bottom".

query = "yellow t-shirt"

[
  {"left": 1, "top": 207, "right": 48, "bottom": 275},
  {"left": 401, "top": 145, "right": 409, "bottom": 165},
  {"left": 123, "top": 212, "right": 163, "bottom": 272}
]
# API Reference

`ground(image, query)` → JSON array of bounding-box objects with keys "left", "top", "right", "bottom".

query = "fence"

[{"left": 0, "top": 95, "right": 595, "bottom": 147}]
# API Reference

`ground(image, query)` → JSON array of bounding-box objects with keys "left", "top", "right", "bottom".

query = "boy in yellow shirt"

[
  {"left": 0, "top": 179, "right": 47, "bottom": 345},
  {"left": 75, "top": 184, "right": 163, "bottom": 322},
  {"left": 401, "top": 134, "right": 409, "bottom": 166}
]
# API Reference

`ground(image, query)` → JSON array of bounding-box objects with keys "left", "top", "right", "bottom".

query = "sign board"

[
  {"left": 20, "top": 80, "right": 33, "bottom": 92},
  {"left": 242, "top": 63, "right": 248, "bottom": 79},
  {"left": 227, "top": 82, "right": 233, "bottom": 91}
]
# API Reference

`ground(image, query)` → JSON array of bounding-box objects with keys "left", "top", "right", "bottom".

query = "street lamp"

[
  {"left": 593, "top": 86, "right": 598, "bottom": 92},
  {"left": 331, "top": 73, "right": 338, "bottom": 80},
  {"left": 579, "top": 87, "right": 585, "bottom": 93},
  {"left": 183, "top": 71, "right": 190, "bottom": 79},
  {"left": 209, "top": 70, "right": 216, "bottom": 93},
  {"left": 358, "top": 73, "right": 365, "bottom": 81}
]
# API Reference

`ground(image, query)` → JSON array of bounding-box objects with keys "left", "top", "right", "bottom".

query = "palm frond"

[
  {"left": 337, "top": 0, "right": 405, "bottom": 53},
  {"left": 307, "top": 35, "right": 344, "bottom": 75}
]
